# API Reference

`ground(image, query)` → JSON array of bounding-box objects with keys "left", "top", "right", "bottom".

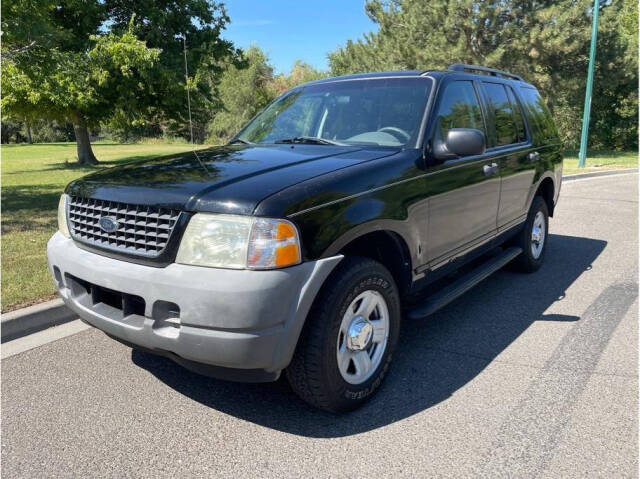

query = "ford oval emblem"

[{"left": 99, "top": 216, "right": 119, "bottom": 233}]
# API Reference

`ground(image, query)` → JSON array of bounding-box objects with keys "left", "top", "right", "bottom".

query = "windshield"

[{"left": 236, "top": 77, "right": 432, "bottom": 147}]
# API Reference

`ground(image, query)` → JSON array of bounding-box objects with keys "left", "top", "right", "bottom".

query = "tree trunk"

[
  {"left": 71, "top": 112, "right": 98, "bottom": 165},
  {"left": 25, "top": 119, "right": 33, "bottom": 144}
]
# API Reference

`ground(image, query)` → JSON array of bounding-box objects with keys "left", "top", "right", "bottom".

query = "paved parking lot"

[{"left": 2, "top": 172, "right": 637, "bottom": 477}]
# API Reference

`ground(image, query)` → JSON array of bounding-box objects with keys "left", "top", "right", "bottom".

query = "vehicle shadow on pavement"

[{"left": 132, "top": 233, "right": 606, "bottom": 438}]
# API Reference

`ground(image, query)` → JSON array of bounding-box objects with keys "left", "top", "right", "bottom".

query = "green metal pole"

[{"left": 578, "top": 0, "right": 601, "bottom": 168}]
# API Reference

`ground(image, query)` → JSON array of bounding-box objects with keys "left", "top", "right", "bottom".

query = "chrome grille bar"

[{"left": 68, "top": 196, "right": 181, "bottom": 257}]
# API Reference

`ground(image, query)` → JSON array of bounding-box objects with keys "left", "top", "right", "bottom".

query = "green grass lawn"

[
  {"left": 1, "top": 143, "right": 637, "bottom": 311},
  {"left": 563, "top": 150, "right": 638, "bottom": 175},
  {"left": 1, "top": 142, "right": 203, "bottom": 311}
]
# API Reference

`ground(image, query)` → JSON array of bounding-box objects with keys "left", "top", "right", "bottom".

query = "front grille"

[{"left": 68, "top": 196, "right": 181, "bottom": 257}]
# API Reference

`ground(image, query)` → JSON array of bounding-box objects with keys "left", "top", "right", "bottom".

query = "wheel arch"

[
  {"left": 535, "top": 176, "right": 556, "bottom": 217},
  {"left": 322, "top": 226, "right": 414, "bottom": 298}
]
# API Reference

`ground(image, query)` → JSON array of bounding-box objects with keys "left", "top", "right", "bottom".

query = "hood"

[{"left": 66, "top": 144, "right": 399, "bottom": 215}]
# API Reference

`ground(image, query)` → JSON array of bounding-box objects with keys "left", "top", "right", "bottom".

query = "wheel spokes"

[
  {"left": 336, "top": 288, "right": 391, "bottom": 385},
  {"left": 354, "top": 291, "right": 378, "bottom": 319},
  {"left": 337, "top": 345, "right": 351, "bottom": 375},
  {"left": 530, "top": 211, "right": 546, "bottom": 259},
  {"left": 351, "top": 350, "right": 373, "bottom": 376},
  {"left": 370, "top": 319, "right": 386, "bottom": 343}
]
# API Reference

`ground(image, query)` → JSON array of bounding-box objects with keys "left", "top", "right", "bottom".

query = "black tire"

[
  {"left": 286, "top": 256, "right": 401, "bottom": 413},
  {"left": 510, "top": 195, "right": 549, "bottom": 273}
]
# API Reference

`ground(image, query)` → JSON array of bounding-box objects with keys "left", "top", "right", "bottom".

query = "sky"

[{"left": 221, "top": 1, "right": 378, "bottom": 74}]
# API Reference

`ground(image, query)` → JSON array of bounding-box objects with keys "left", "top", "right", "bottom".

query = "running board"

[{"left": 407, "top": 246, "right": 523, "bottom": 320}]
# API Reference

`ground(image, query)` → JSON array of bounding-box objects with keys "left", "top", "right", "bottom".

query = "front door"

[{"left": 425, "top": 79, "right": 501, "bottom": 266}]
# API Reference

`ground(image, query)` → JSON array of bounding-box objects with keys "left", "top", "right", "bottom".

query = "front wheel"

[
  {"left": 510, "top": 195, "right": 549, "bottom": 273},
  {"left": 286, "top": 257, "right": 401, "bottom": 413}
]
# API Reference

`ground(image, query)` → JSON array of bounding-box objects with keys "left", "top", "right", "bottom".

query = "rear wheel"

[
  {"left": 510, "top": 195, "right": 549, "bottom": 273},
  {"left": 286, "top": 257, "right": 400, "bottom": 412}
]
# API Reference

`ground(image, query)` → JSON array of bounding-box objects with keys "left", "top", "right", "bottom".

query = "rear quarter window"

[
  {"left": 517, "top": 87, "right": 558, "bottom": 142},
  {"left": 506, "top": 86, "right": 527, "bottom": 143}
]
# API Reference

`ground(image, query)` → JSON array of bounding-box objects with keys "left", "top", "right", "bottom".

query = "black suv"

[{"left": 48, "top": 64, "right": 562, "bottom": 412}]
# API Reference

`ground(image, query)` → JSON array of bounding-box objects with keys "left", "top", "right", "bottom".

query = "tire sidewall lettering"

[{"left": 333, "top": 273, "right": 398, "bottom": 404}]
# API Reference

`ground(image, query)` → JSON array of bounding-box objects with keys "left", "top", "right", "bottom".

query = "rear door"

[
  {"left": 480, "top": 81, "right": 536, "bottom": 229},
  {"left": 425, "top": 79, "right": 501, "bottom": 265}
]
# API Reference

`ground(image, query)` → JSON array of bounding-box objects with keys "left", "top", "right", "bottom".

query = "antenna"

[
  {"left": 181, "top": 35, "right": 208, "bottom": 173},
  {"left": 182, "top": 35, "right": 194, "bottom": 145}
]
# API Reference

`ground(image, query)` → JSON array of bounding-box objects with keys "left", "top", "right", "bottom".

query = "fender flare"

[
  {"left": 527, "top": 171, "right": 557, "bottom": 216},
  {"left": 320, "top": 219, "right": 418, "bottom": 263}
]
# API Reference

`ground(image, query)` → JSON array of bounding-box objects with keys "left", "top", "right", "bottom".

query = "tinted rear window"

[
  {"left": 506, "top": 86, "right": 527, "bottom": 142},
  {"left": 517, "top": 87, "right": 558, "bottom": 141}
]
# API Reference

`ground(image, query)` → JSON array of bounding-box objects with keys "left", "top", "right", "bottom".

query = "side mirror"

[
  {"left": 432, "top": 128, "right": 486, "bottom": 160},
  {"left": 445, "top": 128, "right": 486, "bottom": 157}
]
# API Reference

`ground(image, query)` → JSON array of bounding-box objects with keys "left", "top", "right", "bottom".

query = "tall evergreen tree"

[{"left": 329, "top": 0, "right": 638, "bottom": 149}]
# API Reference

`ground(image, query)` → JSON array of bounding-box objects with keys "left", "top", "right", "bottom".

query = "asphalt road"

[{"left": 2, "top": 172, "right": 638, "bottom": 478}]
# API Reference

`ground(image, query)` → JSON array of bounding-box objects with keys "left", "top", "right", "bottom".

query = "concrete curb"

[
  {"left": 1, "top": 298, "right": 75, "bottom": 343},
  {"left": 563, "top": 167, "right": 637, "bottom": 182}
]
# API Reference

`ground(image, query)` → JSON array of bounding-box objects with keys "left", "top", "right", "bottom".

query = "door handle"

[
  {"left": 528, "top": 151, "right": 540, "bottom": 162},
  {"left": 483, "top": 162, "right": 499, "bottom": 177}
]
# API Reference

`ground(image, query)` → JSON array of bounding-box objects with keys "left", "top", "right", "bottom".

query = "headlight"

[
  {"left": 176, "top": 214, "right": 301, "bottom": 269},
  {"left": 57, "top": 194, "right": 70, "bottom": 238},
  {"left": 247, "top": 218, "right": 301, "bottom": 269}
]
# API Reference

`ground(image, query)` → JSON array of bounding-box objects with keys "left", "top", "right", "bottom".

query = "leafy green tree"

[
  {"left": 207, "top": 49, "right": 327, "bottom": 144},
  {"left": 329, "top": 0, "right": 638, "bottom": 150},
  {"left": 2, "top": 28, "right": 160, "bottom": 164},
  {"left": 1, "top": 0, "right": 237, "bottom": 162},
  {"left": 207, "top": 46, "right": 275, "bottom": 144},
  {"left": 269, "top": 60, "right": 327, "bottom": 95},
  {"left": 104, "top": 0, "right": 240, "bottom": 142},
  {"left": 0, "top": 119, "right": 26, "bottom": 144}
]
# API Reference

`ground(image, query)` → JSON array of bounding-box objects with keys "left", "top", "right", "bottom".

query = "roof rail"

[{"left": 448, "top": 64, "right": 524, "bottom": 82}]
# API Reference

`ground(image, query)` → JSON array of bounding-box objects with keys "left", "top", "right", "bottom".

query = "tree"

[
  {"left": 207, "top": 48, "right": 327, "bottom": 144},
  {"left": 328, "top": 0, "right": 638, "bottom": 150},
  {"left": 269, "top": 60, "right": 327, "bottom": 96},
  {"left": 587, "top": 0, "right": 638, "bottom": 149},
  {"left": 103, "top": 1, "right": 240, "bottom": 143},
  {"left": 207, "top": 46, "right": 275, "bottom": 144},
  {"left": 2, "top": 27, "right": 160, "bottom": 164},
  {"left": 1, "top": 0, "right": 238, "bottom": 162}
]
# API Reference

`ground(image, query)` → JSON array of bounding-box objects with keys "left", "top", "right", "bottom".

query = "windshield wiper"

[
  {"left": 275, "top": 136, "right": 346, "bottom": 146},
  {"left": 227, "top": 138, "right": 253, "bottom": 145}
]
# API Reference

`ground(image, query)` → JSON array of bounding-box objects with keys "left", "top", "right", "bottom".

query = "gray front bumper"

[{"left": 47, "top": 232, "right": 341, "bottom": 380}]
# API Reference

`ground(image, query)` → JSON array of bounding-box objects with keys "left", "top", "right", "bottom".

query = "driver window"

[{"left": 436, "top": 81, "right": 484, "bottom": 139}]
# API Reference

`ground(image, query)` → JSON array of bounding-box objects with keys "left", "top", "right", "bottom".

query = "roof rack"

[{"left": 448, "top": 64, "right": 524, "bottom": 82}]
